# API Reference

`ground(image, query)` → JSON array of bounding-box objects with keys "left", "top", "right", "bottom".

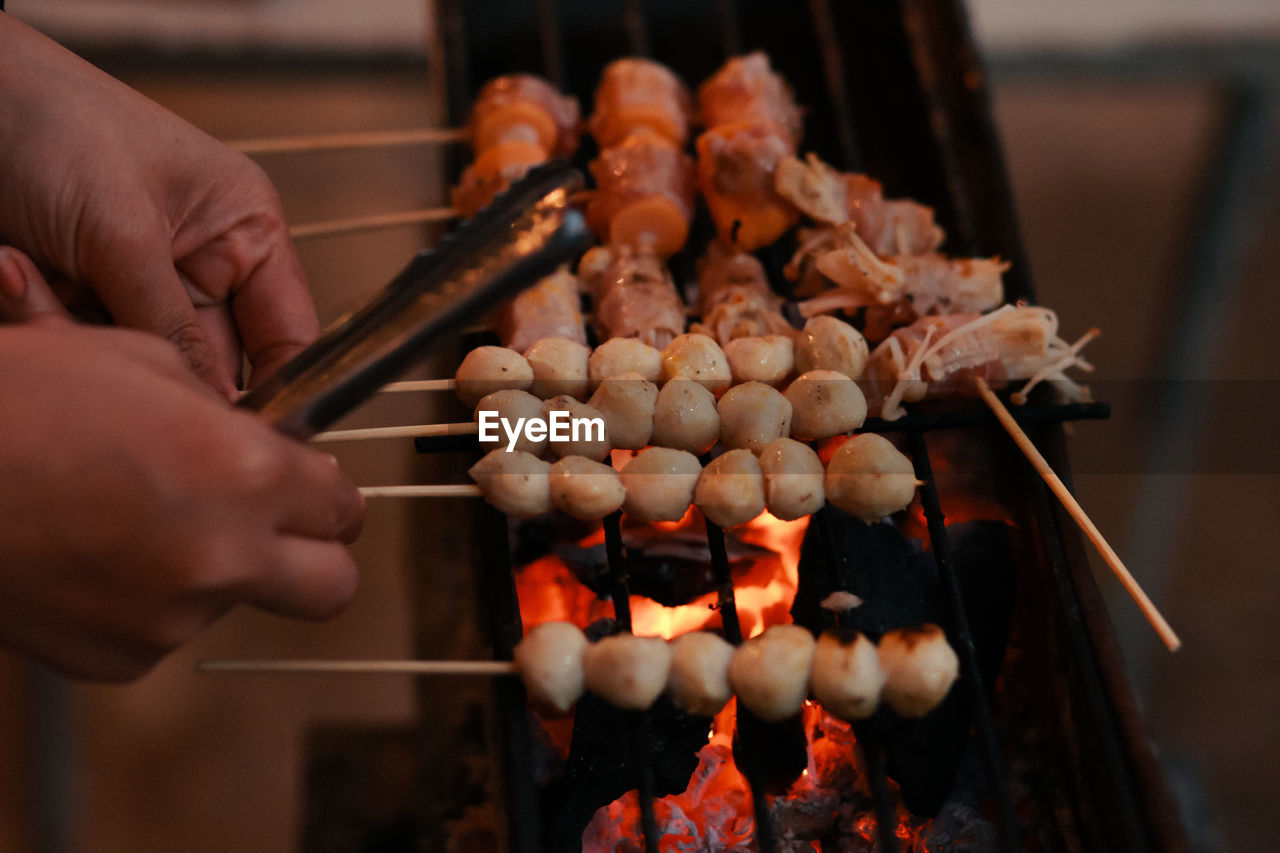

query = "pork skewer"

[
  {"left": 452, "top": 74, "right": 581, "bottom": 218},
  {"left": 586, "top": 58, "right": 697, "bottom": 259},
  {"left": 696, "top": 52, "right": 803, "bottom": 250}
]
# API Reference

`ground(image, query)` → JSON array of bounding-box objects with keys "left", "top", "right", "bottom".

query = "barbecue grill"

[{"left": 293, "top": 1, "right": 1193, "bottom": 850}]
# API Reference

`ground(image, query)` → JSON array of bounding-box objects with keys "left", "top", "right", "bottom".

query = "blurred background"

[{"left": 0, "top": 1, "right": 1276, "bottom": 850}]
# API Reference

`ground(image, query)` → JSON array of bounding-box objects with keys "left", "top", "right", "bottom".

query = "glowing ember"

[{"left": 515, "top": 511, "right": 808, "bottom": 641}]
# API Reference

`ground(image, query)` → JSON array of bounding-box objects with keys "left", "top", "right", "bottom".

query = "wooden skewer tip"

[{"left": 974, "top": 378, "right": 1180, "bottom": 652}]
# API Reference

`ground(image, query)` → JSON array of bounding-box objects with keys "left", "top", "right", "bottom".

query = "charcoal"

[
  {"left": 555, "top": 531, "right": 774, "bottom": 607},
  {"left": 542, "top": 620, "right": 711, "bottom": 852},
  {"left": 795, "top": 510, "right": 1017, "bottom": 817},
  {"left": 733, "top": 706, "right": 809, "bottom": 796},
  {"left": 792, "top": 506, "right": 944, "bottom": 638}
]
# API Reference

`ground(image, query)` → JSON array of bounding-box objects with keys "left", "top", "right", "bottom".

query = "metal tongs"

[{"left": 239, "top": 162, "right": 590, "bottom": 439}]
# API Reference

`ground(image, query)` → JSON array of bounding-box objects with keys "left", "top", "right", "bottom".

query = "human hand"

[
  {"left": 0, "top": 14, "right": 317, "bottom": 398},
  {"left": 0, "top": 320, "right": 364, "bottom": 680}
]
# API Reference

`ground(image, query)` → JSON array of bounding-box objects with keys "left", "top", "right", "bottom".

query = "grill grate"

[{"left": 422, "top": 1, "right": 1187, "bottom": 851}]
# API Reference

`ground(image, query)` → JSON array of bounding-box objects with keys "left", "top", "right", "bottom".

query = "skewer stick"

[
  {"left": 198, "top": 659, "right": 515, "bottom": 675},
  {"left": 313, "top": 421, "right": 477, "bottom": 443},
  {"left": 359, "top": 484, "right": 482, "bottom": 498},
  {"left": 289, "top": 207, "right": 459, "bottom": 241},
  {"left": 974, "top": 378, "right": 1181, "bottom": 651},
  {"left": 379, "top": 379, "right": 456, "bottom": 393},
  {"left": 227, "top": 126, "right": 468, "bottom": 156}
]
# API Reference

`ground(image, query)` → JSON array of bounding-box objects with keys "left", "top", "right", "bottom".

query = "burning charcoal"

[
  {"left": 555, "top": 524, "right": 777, "bottom": 608},
  {"left": 915, "top": 802, "right": 1000, "bottom": 850},
  {"left": 544, "top": 692, "right": 710, "bottom": 851},
  {"left": 541, "top": 619, "right": 711, "bottom": 851}
]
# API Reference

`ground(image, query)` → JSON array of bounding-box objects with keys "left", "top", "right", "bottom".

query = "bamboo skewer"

[
  {"left": 359, "top": 484, "right": 482, "bottom": 498},
  {"left": 198, "top": 659, "right": 515, "bottom": 675},
  {"left": 227, "top": 126, "right": 468, "bottom": 156},
  {"left": 313, "top": 421, "right": 477, "bottom": 443},
  {"left": 974, "top": 378, "right": 1181, "bottom": 652},
  {"left": 379, "top": 379, "right": 457, "bottom": 393},
  {"left": 289, "top": 207, "right": 459, "bottom": 241}
]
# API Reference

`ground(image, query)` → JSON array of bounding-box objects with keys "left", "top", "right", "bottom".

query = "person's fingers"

[
  {"left": 231, "top": 241, "right": 318, "bottom": 387},
  {"left": 177, "top": 212, "right": 318, "bottom": 389},
  {"left": 236, "top": 536, "right": 360, "bottom": 621},
  {"left": 193, "top": 301, "right": 245, "bottom": 390},
  {"left": 88, "top": 223, "right": 238, "bottom": 398},
  {"left": 0, "top": 246, "right": 72, "bottom": 322},
  {"left": 272, "top": 449, "right": 366, "bottom": 543}
]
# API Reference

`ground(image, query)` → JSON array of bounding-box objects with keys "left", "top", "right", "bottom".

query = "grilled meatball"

[
  {"left": 728, "top": 624, "right": 815, "bottom": 722},
  {"left": 474, "top": 388, "right": 547, "bottom": 456},
  {"left": 548, "top": 456, "right": 626, "bottom": 520},
  {"left": 454, "top": 346, "right": 534, "bottom": 407},
  {"left": 723, "top": 335, "right": 795, "bottom": 387},
  {"left": 588, "top": 372, "right": 658, "bottom": 451},
  {"left": 784, "top": 369, "right": 867, "bottom": 440},
  {"left": 468, "top": 449, "right": 551, "bottom": 517},
  {"left": 757, "top": 437, "right": 825, "bottom": 520},
  {"left": 824, "top": 433, "right": 917, "bottom": 523},
  {"left": 794, "top": 315, "right": 869, "bottom": 379},
  {"left": 588, "top": 337, "right": 663, "bottom": 387},
  {"left": 660, "top": 333, "right": 732, "bottom": 394},
  {"left": 809, "top": 629, "right": 884, "bottom": 721},
  {"left": 717, "top": 381, "right": 792, "bottom": 453},
  {"left": 878, "top": 624, "right": 959, "bottom": 718},
  {"left": 583, "top": 634, "right": 672, "bottom": 710},
  {"left": 620, "top": 447, "right": 702, "bottom": 522},
  {"left": 525, "top": 337, "right": 590, "bottom": 400},
  {"left": 666, "top": 632, "right": 736, "bottom": 716},
  {"left": 513, "top": 621, "right": 588, "bottom": 714},
  {"left": 651, "top": 376, "right": 720, "bottom": 455},
  {"left": 540, "top": 395, "right": 611, "bottom": 461},
  {"left": 694, "top": 449, "right": 766, "bottom": 528}
]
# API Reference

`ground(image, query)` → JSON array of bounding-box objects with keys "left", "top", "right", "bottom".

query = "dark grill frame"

[{"left": 421, "top": 1, "right": 1191, "bottom": 851}]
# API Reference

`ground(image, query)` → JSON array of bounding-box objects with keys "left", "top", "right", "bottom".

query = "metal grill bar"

[
  {"left": 601, "top": 512, "right": 659, "bottom": 853},
  {"left": 905, "top": 430, "right": 1020, "bottom": 852},
  {"left": 812, "top": 506, "right": 903, "bottom": 853},
  {"left": 704, "top": 520, "right": 776, "bottom": 853}
]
